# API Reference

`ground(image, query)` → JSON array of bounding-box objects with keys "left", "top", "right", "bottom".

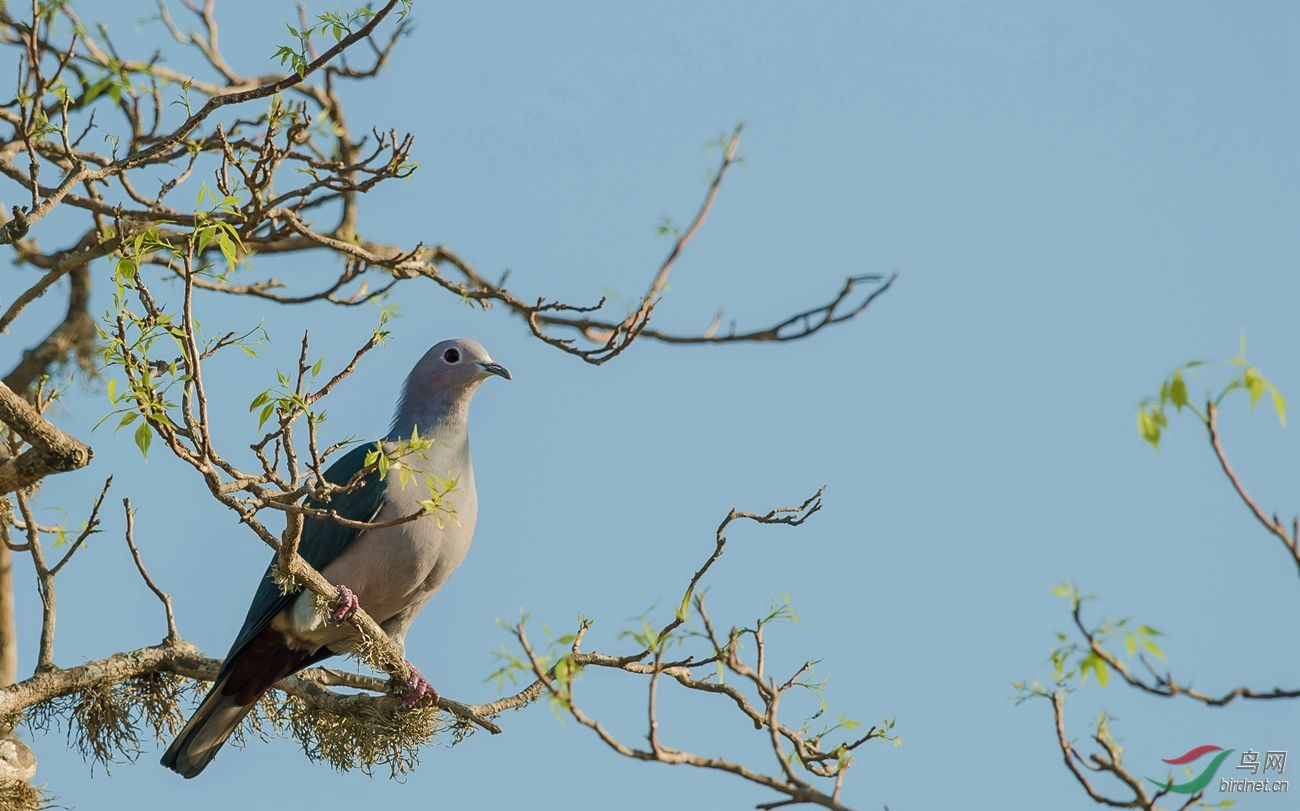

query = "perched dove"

[{"left": 161, "top": 338, "right": 510, "bottom": 777}]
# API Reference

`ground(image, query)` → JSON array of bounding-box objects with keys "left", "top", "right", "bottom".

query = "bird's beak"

[{"left": 477, "top": 361, "right": 512, "bottom": 381}]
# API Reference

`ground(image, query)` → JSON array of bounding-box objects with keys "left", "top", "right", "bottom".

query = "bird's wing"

[{"left": 218, "top": 442, "right": 387, "bottom": 676}]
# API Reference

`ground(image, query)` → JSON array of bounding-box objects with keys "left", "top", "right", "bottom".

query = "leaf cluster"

[{"left": 1138, "top": 341, "right": 1285, "bottom": 450}]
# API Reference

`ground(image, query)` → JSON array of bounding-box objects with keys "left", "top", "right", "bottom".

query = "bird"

[{"left": 161, "top": 338, "right": 510, "bottom": 778}]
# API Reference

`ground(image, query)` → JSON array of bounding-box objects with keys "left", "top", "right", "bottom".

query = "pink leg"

[
  {"left": 329, "top": 584, "right": 360, "bottom": 624},
  {"left": 401, "top": 661, "right": 440, "bottom": 709}
]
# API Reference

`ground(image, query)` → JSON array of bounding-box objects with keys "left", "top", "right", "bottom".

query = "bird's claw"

[
  {"left": 401, "top": 661, "right": 439, "bottom": 709},
  {"left": 329, "top": 584, "right": 360, "bottom": 624}
]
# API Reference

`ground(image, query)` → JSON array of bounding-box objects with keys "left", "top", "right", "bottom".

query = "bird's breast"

[{"left": 311, "top": 462, "right": 478, "bottom": 628}]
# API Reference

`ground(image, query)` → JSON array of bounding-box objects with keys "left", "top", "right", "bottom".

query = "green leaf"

[
  {"left": 1138, "top": 637, "right": 1166, "bottom": 661},
  {"left": 1244, "top": 367, "right": 1265, "bottom": 406},
  {"left": 194, "top": 224, "right": 213, "bottom": 256},
  {"left": 216, "top": 232, "right": 237, "bottom": 268},
  {"left": 1138, "top": 407, "right": 1163, "bottom": 449},
  {"left": 1168, "top": 372, "right": 1188, "bottom": 410},
  {"left": 134, "top": 421, "right": 152, "bottom": 459},
  {"left": 116, "top": 410, "right": 138, "bottom": 429},
  {"left": 1084, "top": 654, "right": 1110, "bottom": 687},
  {"left": 1271, "top": 387, "right": 1287, "bottom": 428},
  {"left": 115, "top": 258, "right": 137, "bottom": 283},
  {"left": 81, "top": 75, "right": 113, "bottom": 106}
]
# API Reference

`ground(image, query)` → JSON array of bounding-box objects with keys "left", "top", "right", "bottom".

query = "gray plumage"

[{"left": 161, "top": 338, "right": 509, "bottom": 777}]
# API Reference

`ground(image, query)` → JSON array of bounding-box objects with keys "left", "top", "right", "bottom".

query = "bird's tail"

[
  {"left": 160, "top": 674, "right": 256, "bottom": 778},
  {"left": 162, "top": 627, "right": 320, "bottom": 777}
]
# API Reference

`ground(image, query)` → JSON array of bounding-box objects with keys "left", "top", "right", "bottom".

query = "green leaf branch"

[
  {"left": 1024, "top": 342, "right": 1300, "bottom": 811},
  {"left": 487, "top": 490, "right": 895, "bottom": 811}
]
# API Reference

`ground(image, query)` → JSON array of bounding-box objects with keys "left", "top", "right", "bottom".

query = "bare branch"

[
  {"left": 48, "top": 476, "right": 111, "bottom": 576},
  {"left": 1069, "top": 598, "right": 1300, "bottom": 706},
  {"left": 1204, "top": 401, "right": 1300, "bottom": 571},
  {"left": 122, "top": 498, "right": 180, "bottom": 644},
  {"left": 1050, "top": 693, "right": 1153, "bottom": 809},
  {"left": 489, "top": 491, "right": 876, "bottom": 810}
]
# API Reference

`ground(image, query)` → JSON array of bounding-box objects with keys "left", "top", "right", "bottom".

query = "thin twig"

[
  {"left": 121, "top": 498, "right": 179, "bottom": 643},
  {"left": 1204, "top": 401, "right": 1299, "bottom": 570}
]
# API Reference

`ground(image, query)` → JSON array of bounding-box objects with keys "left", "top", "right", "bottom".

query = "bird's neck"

[{"left": 387, "top": 395, "right": 471, "bottom": 447}]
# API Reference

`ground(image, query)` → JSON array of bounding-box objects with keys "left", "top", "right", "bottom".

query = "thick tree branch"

[
  {"left": 0, "top": 641, "right": 501, "bottom": 736},
  {"left": 4, "top": 265, "right": 96, "bottom": 394},
  {"left": 0, "top": 380, "right": 91, "bottom": 496}
]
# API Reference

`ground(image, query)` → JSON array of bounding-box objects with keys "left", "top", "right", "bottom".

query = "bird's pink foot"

[
  {"left": 401, "top": 661, "right": 439, "bottom": 709},
  {"left": 329, "top": 584, "right": 360, "bottom": 624}
]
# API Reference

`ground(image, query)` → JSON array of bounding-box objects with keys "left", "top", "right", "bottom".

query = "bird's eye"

[{"left": 443, "top": 347, "right": 461, "bottom": 364}]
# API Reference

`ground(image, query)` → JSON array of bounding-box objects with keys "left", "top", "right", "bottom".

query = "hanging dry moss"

[
  {"left": 257, "top": 690, "right": 445, "bottom": 778},
  {"left": 0, "top": 780, "right": 44, "bottom": 811},
  {"left": 22, "top": 672, "right": 189, "bottom": 773},
  {"left": 26, "top": 663, "right": 470, "bottom": 779}
]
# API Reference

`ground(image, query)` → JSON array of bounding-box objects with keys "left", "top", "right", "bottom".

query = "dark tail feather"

[
  {"left": 162, "top": 628, "right": 317, "bottom": 778},
  {"left": 160, "top": 674, "right": 257, "bottom": 778}
]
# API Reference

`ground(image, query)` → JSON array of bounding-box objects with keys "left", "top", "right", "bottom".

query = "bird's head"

[{"left": 397, "top": 338, "right": 510, "bottom": 423}]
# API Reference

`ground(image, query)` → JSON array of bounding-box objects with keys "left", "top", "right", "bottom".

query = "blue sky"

[{"left": 7, "top": 2, "right": 1300, "bottom": 809}]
